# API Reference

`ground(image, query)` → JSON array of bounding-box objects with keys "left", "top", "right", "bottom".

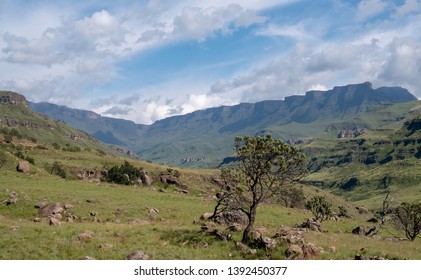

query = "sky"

[{"left": 1, "top": 0, "right": 420, "bottom": 124}]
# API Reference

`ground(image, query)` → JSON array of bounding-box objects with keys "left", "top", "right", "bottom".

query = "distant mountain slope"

[
  {"left": 29, "top": 82, "right": 419, "bottom": 167},
  {"left": 0, "top": 91, "right": 104, "bottom": 150}
]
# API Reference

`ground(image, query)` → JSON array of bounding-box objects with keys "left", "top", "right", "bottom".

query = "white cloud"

[
  {"left": 356, "top": 0, "right": 389, "bottom": 21},
  {"left": 394, "top": 0, "right": 421, "bottom": 17}
]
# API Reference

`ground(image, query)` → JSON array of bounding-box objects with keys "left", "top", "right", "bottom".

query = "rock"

[
  {"left": 126, "top": 251, "right": 150, "bottom": 260},
  {"left": 286, "top": 244, "right": 304, "bottom": 260},
  {"left": 212, "top": 230, "right": 232, "bottom": 241},
  {"left": 99, "top": 243, "right": 113, "bottom": 250},
  {"left": 328, "top": 246, "right": 336, "bottom": 254},
  {"left": 200, "top": 212, "right": 213, "bottom": 220},
  {"left": 274, "top": 226, "right": 304, "bottom": 244},
  {"left": 296, "top": 219, "right": 322, "bottom": 232},
  {"left": 49, "top": 217, "right": 61, "bottom": 226},
  {"left": 34, "top": 202, "right": 46, "bottom": 209},
  {"left": 78, "top": 230, "right": 94, "bottom": 241},
  {"left": 367, "top": 217, "right": 379, "bottom": 223},
  {"left": 81, "top": 256, "right": 96, "bottom": 260},
  {"left": 258, "top": 236, "right": 277, "bottom": 250},
  {"left": 213, "top": 210, "right": 248, "bottom": 227},
  {"left": 200, "top": 221, "right": 216, "bottom": 232},
  {"left": 16, "top": 161, "right": 30, "bottom": 173},
  {"left": 365, "top": 226, "right": 379, "bottom": 237},
  {"left": 227, "top": 223, "right": 243, "bottom": 232},
  {"left": 140, "top": 171, "right": 153, "bottom": 186},
  {"left": 37, "top": 203, "right": 63, "bottom": 217},
  {"left": 50, "top": 213, "right": 62, "bottom": 220},
  {"left": 302, "top": 243, "right": 320, "bottom": 259},
  {"left": 236, "top": 242, "right": 248, "bottom": 252},
  {"left": 352, "top": 226, "right": 365, "bottom": 235},
  {"left": 64, "top": 204, "right": 74, "bottom": 209},
  {"left": 149, "top": 208, "right": 159, "bottom": 215},
  {"left": 129, "top": 220, "right": 150, "bottom": 226},
  {"left": 356, "top": 206, "right": 369, "bottom": 214}
]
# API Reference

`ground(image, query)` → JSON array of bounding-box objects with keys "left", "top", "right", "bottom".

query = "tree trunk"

[{"left": 242, "top": 206, "right": 257, "bottom": 244}]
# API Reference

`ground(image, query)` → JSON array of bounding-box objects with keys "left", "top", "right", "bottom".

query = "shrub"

[
  {"left": 305, "top": 196, "right": 332, "bottom": 222},
  {"left": 277, "top": 186, "right": 305, "bottom": 208},
  {"left": 105, "top": 161, "right": 142, "bottom": 185}
]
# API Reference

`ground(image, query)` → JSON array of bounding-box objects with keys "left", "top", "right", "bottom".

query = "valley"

[{"left": 1, "top": 85, "right": 421, "bottom": 260}]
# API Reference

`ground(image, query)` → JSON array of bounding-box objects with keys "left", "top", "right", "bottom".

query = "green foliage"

[
  {"left": 214, "top": 134, "right": 307, "bottom": 244},
  {"left": 277, "top": 186, "right": 306, "bottom": 208},
  {"left": 106, "top": 161, "right": 142, "bottom": 185},
  {"left": 0, "top": 151, "right": 7, "bottom": 169},
  {"left": 338, "top": 205, "right": 348, "bottom": 217},
  {"left": 14, "top": 150, "right": 35, "bottom": 165},
  {"left": 305, "top": 196, "right": 333, "bottom": 222},
  {"left": 48, "top": 161, "right": 67, "bottom": 179},
  {"left": 393, "top": 202, "right": 421, "bottom": 241}
]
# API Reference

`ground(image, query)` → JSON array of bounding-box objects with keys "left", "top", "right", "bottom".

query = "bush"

[
  {"left": 47, "top": 161, "right": 67, "bottom": 179},
  {"left": 106, "top": 161, "right": 142, "bottom": 185},
  {"left": 305, "top": 196, "right": 332, "bottom": 222}
]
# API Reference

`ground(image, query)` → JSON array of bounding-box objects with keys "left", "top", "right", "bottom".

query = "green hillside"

[{"left": 3, "top": 91, "right": 421, "bottom": 260}]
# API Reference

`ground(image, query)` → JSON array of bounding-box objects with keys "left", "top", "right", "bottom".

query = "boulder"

[
  {"left": 213, "top": 210, "right": 248, "bottom": 227},
  {"left": 78, "top": 230, "right": 94, "bottom": 241},
  {"left": 37, "top": 203, "right": 63, "bottom": 217},
  {"left": 365, "top": 226, "right": 379, "bottom": 237},
  {"left": 356, "top": 206, "right": 369, "bottom": 214},
  {"left": 140, "top": 171, "right": 153, "bottom": 186},
  {"left": 296, "top": 219, "right": 322, "bottom": 232},
  {"left": 49, "top": 217, "right": 61, "bottom": 226},
  {"left": 302, "top": 243, "right": 320, "bottom": 259},
  {"left": 226, "top": 223, "right": 243, "bottom": 232},
  {"left": 126, "top": 251, "right": 150, "bottom": 260},
  {"left": 274, "top": 225, "right": 304, "bottom": 244},
  {"left": 352, "top": 226, "right": 365, "bottom": 235},
  {"left": 285, "top": 244, "right": 304, "bottom": 260},
  {"left": 16, "top": 161, "right": 30, "bottom": 173}
]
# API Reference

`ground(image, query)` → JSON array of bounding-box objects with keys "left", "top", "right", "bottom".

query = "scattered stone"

[
  {"left": 200, "top": 212, "right": 213, "bottom": 220},
  {"left": 81, "top": 256, "right": 96, "bottom": 260},
  {"left": 37, "top": 203, "right": 63, "bottom": 217},
  {"left": 356, "top": 206, "right": 369, "bottom": 214},
  {"left": 302, "top": 243, "right": 320, "bottom": 259},
  {"left": 129, "top": 220, "right": 150, "bottom": 226},
  {"left": 296, "top": 219, "right": 323, "bottom": 232},
  {"left": 16, "top": 161, "right": 30, "bottom": 173},
  {"left": 201, "top": 221, "right": 216, "bottom": 232},
  {"left": 64, "top": 204, "right": 74, "bottom": 210},
  {"left": 226, "top": 223, "right": 243, "bottom": 232},
  {"left": 33, "top": 217, "right": 42, "bottom": 223},
  {"left": 365, "top": 226, "right": 379, "bottom": 237},
  {"left": 99, "top": 243, "right": 113, "bottom": 250},
  {"left": 328, "top": 246, "right": 336, "bottom": 254},
  {"left": 159, "top": 188, "right": 168, "bottom": 193},
  {"left": 90, "top": 211, "right": 98, "bottom": 217},
  {"left": 149, "top": 208, "right": 160, "bottom": 215},
  {"left": 367, "top": 217, "right": 379, "bottom": 223},
  {"left": 126, "top": 251, "right": 150, "bottom": 260},
  {"left": 383, "top": 236, "right": 407, "bottom": 242},
  {"left": 209, "top": 230, "right": 232, "bottom": 241},
  {"left": 34, "top": 202, "right": 46, "bottom": 209},
  {"left": 78, "top": 230, "right": 94, "bottom": 241},
  {"left": 352, "top": 226, "right": 365, "bottom": 235},
  {"left": 273, "top": 225, "right": 304, "bottom": 244},
  {"left": 49, "top": 217, "right": 61, "bottom": 226},
  {"left": 140, "top": 171, "right": 153, "bottom": 186},
  {"left": 213, "top": 210, "right": 248, "bottom": 227},
  {"left": 257, "top": 236, "right": 277, "bottom": 250},
  {"left": 50, "top": 213, "right": 62, "bottom": 220},
  {"left": 236, "top": 242, "right": 248, "bottom": 252},
  {"left": 285, "top": 244, "right": 304, "bottom": 260}
]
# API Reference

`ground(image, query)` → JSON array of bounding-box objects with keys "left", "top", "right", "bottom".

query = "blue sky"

[{"left": 1, "top": 0, "right": 420, "bottom": 124}]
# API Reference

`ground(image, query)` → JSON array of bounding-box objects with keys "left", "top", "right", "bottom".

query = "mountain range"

[{"left": 29, "top": 82, "right": 419, "bottom": 167}]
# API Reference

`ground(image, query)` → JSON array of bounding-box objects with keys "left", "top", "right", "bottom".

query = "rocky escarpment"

[{"left": 0, "top": 91, "right": 28, "bottom": 107}]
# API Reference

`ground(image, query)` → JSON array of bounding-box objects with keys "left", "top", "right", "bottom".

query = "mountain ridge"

[{"left": 28, "top": 82, "right": 419, "bottom": 166}]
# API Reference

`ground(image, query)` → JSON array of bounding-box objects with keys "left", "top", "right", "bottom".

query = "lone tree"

[
  {"left": 212, "top": 135, "right": 306, "bottom": 244},
  {"left": 305, "top": 196, "right": 332, "bottom": 222},
  {"left": 393, "top": 202, "right": 421, "bottom": 241}
]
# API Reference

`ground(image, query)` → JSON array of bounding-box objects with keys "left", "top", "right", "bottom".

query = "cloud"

[
  {"left": 356, "top": 0, "right": 389, "bottom": 21},
  {"left": 394, "top": 0, "right": 421, "bottom": 18},
  {"left": 103, "top": 106, "right": 132, "bottom": 115}
]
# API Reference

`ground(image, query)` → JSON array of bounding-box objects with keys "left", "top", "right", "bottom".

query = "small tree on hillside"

[
  {"left": 393, "top": 202, "right": 421, "bottom": 241},
  {"left": 212, "top": 135, "right": 307, "bottom": 244},
  {"left": 305, "top": 196, "right": 332, "bottom": 222}
]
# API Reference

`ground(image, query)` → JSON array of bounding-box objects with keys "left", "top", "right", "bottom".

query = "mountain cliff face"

[{"left": 29, "top": 82, "right": 418, "bottom": 166}]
